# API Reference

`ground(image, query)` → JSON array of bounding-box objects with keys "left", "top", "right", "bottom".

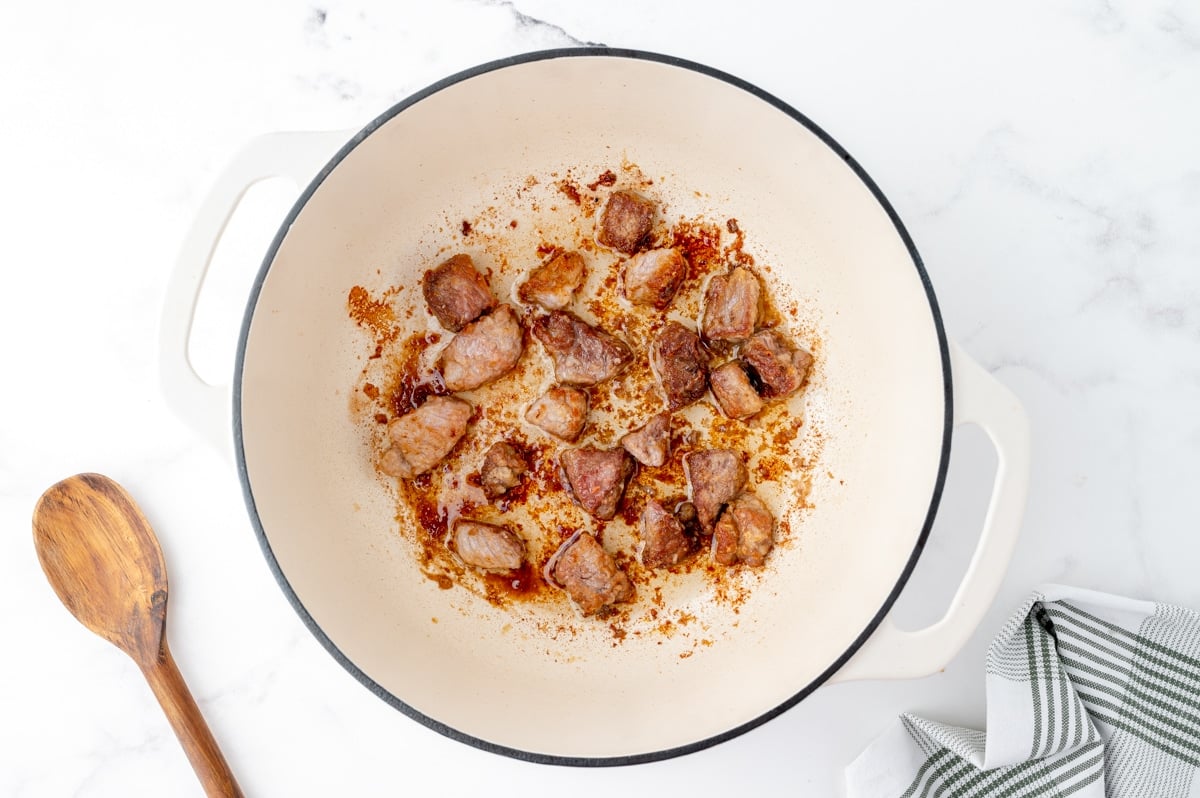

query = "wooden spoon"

[{"left": 33, "top": 473, "right": 243, "bottom": 798}]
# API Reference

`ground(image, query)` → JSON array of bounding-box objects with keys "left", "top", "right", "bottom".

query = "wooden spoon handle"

[{"left": 141, "top": 645, "right": 244, "bottom": 798}]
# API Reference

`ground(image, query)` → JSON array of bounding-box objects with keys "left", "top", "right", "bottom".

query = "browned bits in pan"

[
  {"left": 346, "top": 166, "right": 820, "bottom": 626},
  {"left": 348, "top": 285, "right": 401, "bottom": 346},
  {"left": 587, "top": 170, "right": 617, "bottom": 191}
]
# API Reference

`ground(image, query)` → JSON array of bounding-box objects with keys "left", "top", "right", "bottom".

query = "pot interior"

[{"left": 238, "top": 52, "right": 948, "bottom": 761}]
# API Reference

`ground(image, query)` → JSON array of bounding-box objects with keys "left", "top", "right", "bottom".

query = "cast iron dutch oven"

[{"left": 161, "top": 49, "right": 1030, "bottom": 765}]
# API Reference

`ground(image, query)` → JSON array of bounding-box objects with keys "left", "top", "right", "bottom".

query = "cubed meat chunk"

[
  {"left": 560, "top": 446, "right": 634, "bottom": 520},
  {"left": 702, "top": 267, "right": 762, "bottom": 342},
  {"left": 620, "top": 412, "right": 671, "bottom": 467},
  {"left": 550, "top": 532, "right": 634, "bottom": 615},
  {"left": 596, "top": 190, "right": 655, "bottom": 254},
  {"left": 422, "top": 254, "right": 497, "bottom": 332},
  {"left": 712, "top": 492, "right": 774, "bottom": 567},
  {"left": 740, "top": 329, "right": 813, "bottom": 398},
  {"left": 438, "top": 305, "right": 524, "bottom": 392},
  {"left": 532, "top": 311, "right": 633, "bottom": 386},
  {"left": 518, "top": 250, "right": 586, "bottom": 311},
  {"left": 623, "top": 248, "right": 686, "bottom": 309},
  {"left": 525, "top": 386, "right": 588, "bottom": 441},
  {"left": 709, "top": 361, "right": 765, "bottom": 419},
  {"left": 453, "top": 520, "right": 525, "bottom": 572},
  {"left": 640, "top": 500, "right": 692, "bottom": 569},
  {"left": 480, "top": 441, "right": 527, "bottom": 499},
  {"left": 683, "top": 449, "right": 748, "bottom": 531},
  {"left": 650, "top": 321, "right": 708, "bottom": 410},
  {"left": 378, "top": 397, "right": 472, "bottom": 478}
]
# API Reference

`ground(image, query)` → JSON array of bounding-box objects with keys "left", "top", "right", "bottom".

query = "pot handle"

[
  {"left": 159, "top": 131, "right": 347, "bottom": 457},
  {"left": 829, "top": 339, "right": 1030, "bottom": 682}
]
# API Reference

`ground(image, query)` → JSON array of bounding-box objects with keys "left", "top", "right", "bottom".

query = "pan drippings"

[{"left": 346, "top": 162, "right": 826, "bottom": 641}]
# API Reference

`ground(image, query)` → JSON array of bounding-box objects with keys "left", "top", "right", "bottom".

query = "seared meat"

[
  {"left": 531, "top": 311, "right": 633, "bottom": 386},
  {"left": 525, "top": 386, "right": 588, "bottom": 441},
  {"left": 453, "top": 520, "right": 525, "bottom": 571},
  {"left": 712, "top": 492, "right": 774, "bottom": 567},
  {"left": 712, "top": 513, "right": 737, "bottom": 566},
  {"left": 640, "top": 500, "right": 692, "bottom": 569},
  {"left": 479, "top": 441, "right": 527, "bottom": 499},
  {"left": 740, "top": 329, "right": 813, "bottom": 398},
  {"left": 709, "top": 361, "right": 764, "bottom": 419},
  {"left": 560, "top": 446, "right": 634, "bottom": 520},
  {"left": 683, "top": 449, "right": 748, "bottom": 531},
  {"left": 596, "top": 190, "right": 656, "bottom": 254},
  {"left": 620, "top": 412, "right": 671, "bottom": 468},
  {"left": 422, "top": 254, "right": 497, "bottom": 332},
  {"left": 438, "top": 305, "right": 524, "bottom": 392},
  {"left": 550, "top": 532, "right": 634, "bottom": 615},
  {"left": 650, "top": 321, "right": 708, "bottom": 410},
  {"left": 378, "top": 396, "right": 472, "bottom": 478},
  {"left": 518, "top": 250, "right": 586, "bottom": 311},
  {"left": 676, "top": 501, "right": 702, "bottom": 537},
  {"left": 623, "top": 248, "right": 686, "bottom": 309},
  {"left": 702, "top": 267, "right": 762, "bottom": 342}
]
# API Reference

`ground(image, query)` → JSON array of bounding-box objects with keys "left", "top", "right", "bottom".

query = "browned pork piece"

[
  {"left": 549, "top": 532, "right": 634, "bottom": 614},
  {"left": 525, "top": 386, "right": 588, "bottom": 441},
  {"left": 650, "top": 321, "right": 708, "bottom": 410},
  {"left": 712, "top": 492, "right": 774, "bottom": 567},
  {"left": 639, "top": 499, "right": 692, "bottom": 569},
  {"left": 422, "top": 253, "right": 497, "bottom": 332},
  {"left": 709, "top": 361, "right": 765, "bottom": 419},
  {"left": 518, "top": 250, "right": 587, "bottom": 311},
  {"left": 702, "top": 266, "right": 762, "bottom": 342},
  {"left": 378, "top": 397, "right": 472, "bottom": 478},
  {"left": 531, "top": 311, "right": 632, "bottom": 386},
  {"left": 479, "top": 441, "right": 527, "bottom": 499},
  {"left": 683, "top": 449, "right": 748, "bottom": 531},
  {"left": 560, "top": 446, "right": 634, "bottom": 520},
  {"left": 623, "top": 248, "right": 686, "bottom": 309},
  {"left": 596, "top": 190, "right": 655, "bottom": 254},
  {"left": 619, "top": 412, "right": 671, "bottom": 468},
  {"left": 438, "top": 305, "right": 524, "bottom": 392},
  {"left": 453, "top": 520, "right": 525, "bottom": 571},
  {"left": 740, "top": 329, "right": 813, "bottom": 398}
]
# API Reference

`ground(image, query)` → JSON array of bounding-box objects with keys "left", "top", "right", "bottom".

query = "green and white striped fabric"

[{"left": 847, "top": 586, "right": 1200, "bottom": 797}]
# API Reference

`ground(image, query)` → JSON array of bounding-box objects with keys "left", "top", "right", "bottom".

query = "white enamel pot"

[{"left": 160, "top": 50, "right": 1030, "bottom": 764}]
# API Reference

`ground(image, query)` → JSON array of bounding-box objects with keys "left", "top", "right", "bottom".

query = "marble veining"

[
  {"left": 2, "top": 0, "right": 1198, "bottom": 795},
  {"left": 473, "top": 0, "right": 607, "bottom": 47}
]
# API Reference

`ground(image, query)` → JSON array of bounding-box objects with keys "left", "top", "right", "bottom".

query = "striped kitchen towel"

[{"left": 846, "top": 585, "right": 1200, "bottom": 797}]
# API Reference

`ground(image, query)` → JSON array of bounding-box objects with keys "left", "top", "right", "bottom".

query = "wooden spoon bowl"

[{"left": 33, "top": 473, "right": 242, "bottom": 798}]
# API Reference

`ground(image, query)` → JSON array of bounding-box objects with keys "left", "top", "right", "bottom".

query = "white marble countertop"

[{"left": 3, "top": 1, "right": 1198, "bottom": 795}]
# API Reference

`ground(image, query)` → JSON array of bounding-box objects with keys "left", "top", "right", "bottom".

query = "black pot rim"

[{"left": 233, "top": 46, "right": 953, "bottom": 768}]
